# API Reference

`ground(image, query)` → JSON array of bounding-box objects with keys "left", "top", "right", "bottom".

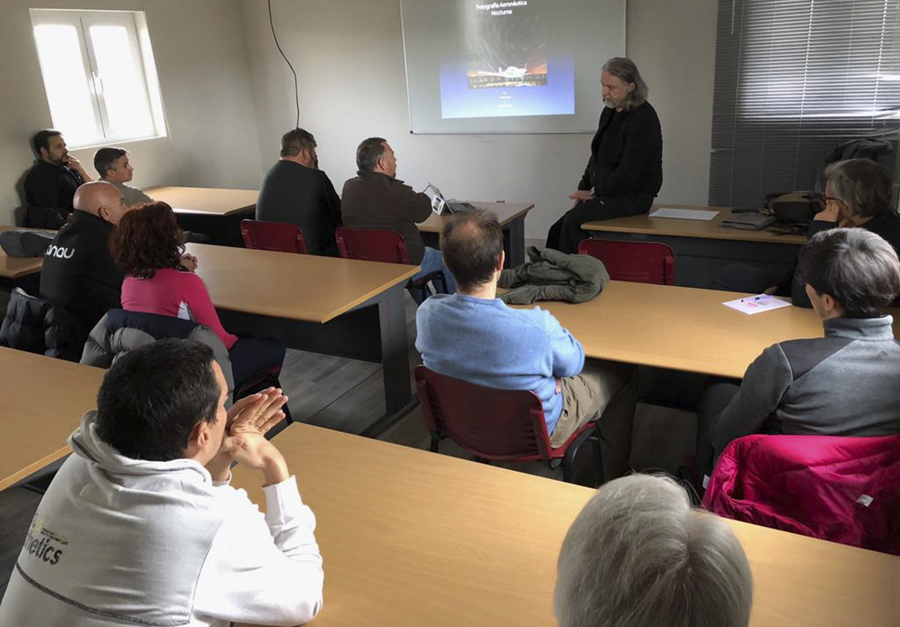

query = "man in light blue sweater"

[{"left": 416, "top": 209, "right": 638, "bottom": 479}]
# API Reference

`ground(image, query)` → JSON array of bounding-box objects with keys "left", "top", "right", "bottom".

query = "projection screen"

[{"left": 400, "top": 0, "right": 626, "bottom": 134}]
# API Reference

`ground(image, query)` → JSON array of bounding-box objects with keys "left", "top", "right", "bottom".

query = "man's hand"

[
  {"left": 65, "top": 155, "right": 91, "bottom": 180},
  {"left": 568, "top": 190, "right": 592, "bottom": 209},
  {"left": 227, "top": 387, "right": 288, "bottom": 435},
  {"left": 814, "top": 202, "right": 841, "bottom": 223},
  {"left": 206, "top": 389, "right": 289, "bottom": 483},
  {"left": 179, "top": 253, "right": 199, "bottom": 272},
  {"left": 220, "top": 433, "right": 289, "bottom": 486}
]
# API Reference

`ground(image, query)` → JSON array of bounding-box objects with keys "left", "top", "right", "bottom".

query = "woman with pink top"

[{"left": 110, "top": 202, "right": 285, "bottom": 391}]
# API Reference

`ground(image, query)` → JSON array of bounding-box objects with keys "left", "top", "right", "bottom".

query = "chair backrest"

[
  {"left": 703, "top": 433, "right": 900, "bottom": 554},
  {"left": 335, "top": 226, "right": 409, "bottom": 264},
  {"left": 415, "top": 365, "right": 555, "bottom": 461},
  {"left": 577, "top": 239, "right": 675, "bottom": 285},
  {"left": 241, "top": 220, "right": 308, "bottom": 254}
]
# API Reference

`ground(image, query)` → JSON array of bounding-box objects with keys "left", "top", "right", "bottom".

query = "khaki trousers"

[{"left": 550, "top": 360, "right": 639, "bottom": 480}]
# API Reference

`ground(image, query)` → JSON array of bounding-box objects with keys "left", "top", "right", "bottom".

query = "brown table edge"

[
  {"left": 0, "top": 264, "right": 44, "bottom": 280},
  {"left": 418, "top": 202, "right": 534, "bottom": 233},
  {"left": 0, "top": 445, "right": 70, "bottom": 492},
  {"left": 171, "top": 205, "right": 256, "bottom": 217},
  {"left": 581, "top": 220, "right": 807, "bottom": 245},
  {"left": 212, "top": 264, "right": 421, "bottom": 324}
]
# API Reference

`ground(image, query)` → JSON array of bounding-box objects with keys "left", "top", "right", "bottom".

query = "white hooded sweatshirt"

[{"left": 0, "top": 411, "right": 323, "bottom": 626}]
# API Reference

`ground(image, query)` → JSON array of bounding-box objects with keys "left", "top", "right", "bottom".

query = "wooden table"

[
  {"left": 144, "top": 186, "right": 258, "bottom": 216},
  {"left": 146, "top": 186, "right": 258, "bottom": 246},
  {"left": 418, "top": 201, "right": 534, "bottom": 267},
  {"left": 523, "top": 281, "right": 900, "bottom": 380},
  {"left": 0, "top": 226, "right": 52, "bottom": 283},
  {"left": 0, "top": 348, "right": 103, "bottom": 491},
  {"left": 233, "top": 424, "right": 900, "bottom": 627},
  {"left": 582, "top": 204, "right": 807, "bottom": 288},
  {"left": 190, "top": 244, "right": 419, "bottom": 434}
]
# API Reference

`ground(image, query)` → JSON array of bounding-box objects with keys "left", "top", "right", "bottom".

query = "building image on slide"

[{"left": 439, "top": 1, "right": 575, "bottom": 120}]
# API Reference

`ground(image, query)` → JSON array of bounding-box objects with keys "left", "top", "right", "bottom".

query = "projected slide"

[
  {"left": 400, "top": 0, "right": 625, "bottom": 134},
  {"left": 439, "top": 1, "right": 574, "bottom": 119}
]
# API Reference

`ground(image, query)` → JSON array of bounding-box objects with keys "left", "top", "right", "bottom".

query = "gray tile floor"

[{"left": 0, "top": 291, "right": 699, "bottom": 600}]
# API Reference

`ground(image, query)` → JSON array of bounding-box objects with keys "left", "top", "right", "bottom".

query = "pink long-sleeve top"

[{"left": 121, "top": 268, "right": 238, "bottom": 349}]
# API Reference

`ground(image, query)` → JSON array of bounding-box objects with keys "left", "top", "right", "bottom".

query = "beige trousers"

[{"left": 550, "top": 359, "right": 638, "bottom": 480}]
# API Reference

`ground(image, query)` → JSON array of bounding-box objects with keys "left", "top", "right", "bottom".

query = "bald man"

[{"left": 40, "top": 181, "right": 130, "bottom": 339}]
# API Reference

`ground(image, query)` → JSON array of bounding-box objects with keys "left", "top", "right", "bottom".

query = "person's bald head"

[{"left": 73, "top": 181, "right": 129, "bottom": 225}]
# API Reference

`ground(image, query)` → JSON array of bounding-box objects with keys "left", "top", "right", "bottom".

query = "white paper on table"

[
  {"left": 722, "top": 294, "right": 792, "bottom": 315},
  {"left": 649, "top": 208, "right": 719, "bottom": 221}
]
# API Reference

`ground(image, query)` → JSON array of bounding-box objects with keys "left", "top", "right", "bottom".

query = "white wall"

[
  {"left": 0, "top": 0, "right": 264, "bottom": 225},
  {"left": 239, "top": 0, "right": 719, "bottom": 239}
]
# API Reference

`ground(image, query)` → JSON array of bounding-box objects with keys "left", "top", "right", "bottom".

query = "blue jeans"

[{"left": 414, "top": 246, "right": 457, "bottom": 294}]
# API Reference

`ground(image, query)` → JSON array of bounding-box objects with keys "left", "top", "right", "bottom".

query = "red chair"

[
  {"left": 335, "top": 227, "right": 446, "bottom": 303},
  {"left": 241, "top": 220, "right": 308, "bottom": 254},
  {"left": 415, "top": 365, "right": 603, "bottom": 485},
  {"left": 577, "top": 239, "right": 675, "bottom": 285}
]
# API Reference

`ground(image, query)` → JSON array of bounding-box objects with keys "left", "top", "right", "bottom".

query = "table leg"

[
  {"left": 505, "top": 215, "right": 526, "bottom": 268},
  {"left": 362, "top": 283, "right": 417, "bottom": 437}
]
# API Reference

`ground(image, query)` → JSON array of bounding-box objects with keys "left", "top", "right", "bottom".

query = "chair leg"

[
  {"left": 430, "top": 434, "right": 440, "bottom": 453},
  {"left": 562, "top": 427, "right": 604, "bottom": 487}
]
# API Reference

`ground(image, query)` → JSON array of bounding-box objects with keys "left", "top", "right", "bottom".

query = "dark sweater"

[
  {"left": 710, "top": 316, "right": 900, "bottom": 456},
  {"left": 578, "top": 101, "right": 663, "bottom": 200},
  {"left": 40, "top": 211, "right": 123, "bottom": 335},
  {"left": 256, "top": 160, "right": 342, "bottom": 255},
  {"left": 341, "top": 171, "right": 432, "bottom": 264},
  {"left": 23, "top": 161, "right": 85, "bottom": 227}
]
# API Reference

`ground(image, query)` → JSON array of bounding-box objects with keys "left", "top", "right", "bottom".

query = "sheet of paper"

[
  {"left": 649, "top": 208, "right": 719, "bottom": 221},
  {"left": 722, "top": 294, "right": 792, "bottom": 316}
]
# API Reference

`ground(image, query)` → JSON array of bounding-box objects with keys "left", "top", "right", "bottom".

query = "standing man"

[
  {"left": 94, "top": 147, "right": 153, "bottom": 207},
  {"left": 547, "top": 58, "right": 663, "bottom": 254},
  {"left": 342, "top": 137, "right": 456, "bottom": 293},
  {"left": 256, "top": 128, "right": 342, "bottom": 256},
  {"left": 23, "top": 129, "right": 93, "bottom": 228}
]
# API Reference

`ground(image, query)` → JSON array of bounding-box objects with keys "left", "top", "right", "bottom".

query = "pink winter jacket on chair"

[{"left": 702, "top": 434, "right": 900, "bottom": 554}]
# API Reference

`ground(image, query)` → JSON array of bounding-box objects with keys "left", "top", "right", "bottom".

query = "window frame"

[{"left": 30, "top": 8, "right": 167, "bottom": 149}]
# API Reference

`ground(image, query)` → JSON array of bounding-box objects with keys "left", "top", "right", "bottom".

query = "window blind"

[{"left": 709, "top": 0, "right": 900, "bottom": 207}]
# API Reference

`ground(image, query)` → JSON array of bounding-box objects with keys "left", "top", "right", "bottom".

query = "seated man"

[
  {"left": 94, "top": 146, "right": 153, "bottom": 207},
  {"left": 556, "top": 474, "right": 753, "bottom": 627},
  {"left": 546, "top": 58, "right": 663, "bottom": 254},
  {"left": 416, "top": 209, "right": 637, "bottom": 479},
  {"left": 342, "top": 137, "right": 456, "bottom": 293},
  {"left": 0, "top": 339, "right": 323, "bottom": 626},
  {"left": 23, "top": 129, "right": 93, "bottom": 228},
  {"left": 39, "top": 181, "right": 130, "bottom": 338},
  {"left": 697, "top": 228, "right": 900, "bottom": 478},
  {"left": 256, "top": 128, "right": 342, "bottom": 255}
]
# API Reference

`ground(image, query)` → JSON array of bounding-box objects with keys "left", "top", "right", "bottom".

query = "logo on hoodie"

[
  {"left": 23, "top": 514, "right": 67, "bottom": 566},
  {"left": 45, "top": 245, "right": 75, "bottom": 259}
]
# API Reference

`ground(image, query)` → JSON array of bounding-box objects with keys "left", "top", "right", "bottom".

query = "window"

[
  {"left": 30, "top": 9, "right": 166, "bottom": 148},
  {"left": 709, "top": 0, "right": 900, "bottom": 207}
]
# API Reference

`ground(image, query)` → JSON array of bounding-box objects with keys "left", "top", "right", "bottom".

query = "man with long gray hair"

[
  {"left": 556, "top": 474, "right": 753, "bottom": 627},
  {"left": 547, "top": 57, "right": 663, "bottom": 253}
]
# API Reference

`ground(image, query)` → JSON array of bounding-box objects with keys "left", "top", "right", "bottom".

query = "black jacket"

[
  {"left": 23, "top": 160, "right": 85, "bottom": 228},
  {"left": 255, "top": 160, "right": 342, "bottom": 255},
  {"left": 579, "top": 101, "right": 663, "bottom": 200},
  {"left": 39, "top": 211, "right": 123, "bottom": 335},
  {"left": 341, "top": 171, "right": 432, "bottom": 264}
]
